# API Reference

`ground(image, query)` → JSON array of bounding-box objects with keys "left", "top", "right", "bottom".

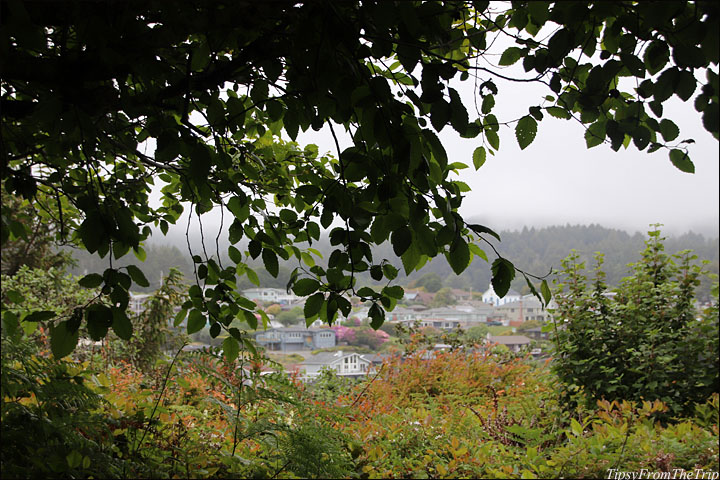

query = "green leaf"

[
  {"left": 243, "top": 310, "right": 258, "bottom": 330},
  {"left": 23, "top": 310, "right": 57, "bottom": 322},
  {"left": 111, "top": 308, "right": 133, "bottom": 340},
  {"left": 133, "top": 245, "right": 147, "bottom": 262},
  {"left": 66, "top": 450, "right": 83, "bottom": 469},
  {"left": 382, "top": 263, "right": 399, "bottom": 280},
  {"left": 191, "top": 40, "right": 211, "bottom": 71},
  {"left": 632, "top": 126, "right": 651, "bottom": 150},
  {"left": 223, "top": 336, "right": 240, "bottom": 363},
  {"left": 481, "top": 95, "right": 495, "bottom": 115},
  {"left": 430, "top": 99, "right": 451, "bottom": 132},
  {"left": 86, "top": 304, "right": 113, "bottom": 340},
  {"left": 174, "top": 308, "right": 188, "bottom": 327},
  {"left": 368, "top": 303, "right": 385, "bottom": 329},
  {"left": 468, "top": 224, "right": 501, "bottom": 242},
  {"left": 228, "top": 245, "right": 243, "bottom": 264},
  {"left": 246, "top": 267, "right": 260, "bottom": 286},
  {"left": 644, "top": 41, "right": 670, "bottom": 75},
  {"left": 304, "top": 292, "right": 325, "bottom": 320},
  {"left": 258, "top": 310, "right": 270, "bottom": 329},
  {"left": 370, "top": 265, "right": 383, "bottom": 281},
  {"left": 515, "top": 115, "right": 537, "bottom": 150},
  {"left": 669, "top": 149, "right": 694, "bottom": 173},
  {"left": 262, "top": 248, "right": 279, "bottom": 277},
  {"left": 675, "top": 70, "right": 696, "bottom": 101},
  {"left": 383, "top": 285, "right": 404, "bottom": 300},
  {"left": 570, "top": 418, "right": 583, "bottom": 437},
  {"left": 491, "top": 258, "right": 515, "bottom": 298},
  {"left": 187, "top": 309, "right": 206, "bottom": 334},
  {"left": 585, "top": 121, "right": 606, "bottom": 148},
  {"left": 485, "top": 129, "right": 500, "bottom": 150},
  {"left": 546, "top": 106, "right": 570, "bottom": 119},
  {"left": 292, "top": 278, "right": 320, "bottom": 296},
  {"left": 472, "top": 146, "right": 487, "bottom": 169},
  {"left": 78, "top": 273, "right": 103, "bottom": 288},
  {"left": 126, "top": 264, "right": 150, "bottom": 288},
  {"left": 540, "top": 280, "right": 552, "bottom": 305},
  {"left": 50, "top": 321, "right": 80, "bottom": 359},
  {"left": 5, "top": 290, "right": 24, "bottom": 304},
  {"left": 391, "top": 227, "right": 412, "bottom": 257},
  {"left": 400, "top": 243, "right": 421, "bottom": 275},
  {"left": 227, "top": 195, "right": 249, "bottom": 221},
  {"left": 619, "top": 53, "right": 645, "bottom": 77},
  {"left": 659, "top": 119, "right": 679, "bottom": 142},
  {"left": 499, "top": 47, "right": 523, "bottom": 66},
  {"left": 703, "top": 103, "right": 719, "bottom": 136},
  {"left": 446, "top": 238, "right": 471, "bottom": 275}
]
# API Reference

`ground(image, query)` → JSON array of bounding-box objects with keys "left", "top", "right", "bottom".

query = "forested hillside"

[{"left": 68, "top": 224, "right": 719, "bottom": 300}]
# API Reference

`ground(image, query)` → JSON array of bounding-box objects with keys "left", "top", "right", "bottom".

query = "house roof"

[
  {"left": 497, "top": 297, "right": 545, "bottom": 310},
  {"left": 488, "top": 335, "right": 532, "bottom": 345},
  {"left": 302, "top": 351, "right": 372, "bottom": 365},
  {"left": 254, "top": 327, "right": 335, "bottom": 334}
]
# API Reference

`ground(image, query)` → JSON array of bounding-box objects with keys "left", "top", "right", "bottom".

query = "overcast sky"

[{"left": 298, "top": 73, "right": 719, "bottom": 238}]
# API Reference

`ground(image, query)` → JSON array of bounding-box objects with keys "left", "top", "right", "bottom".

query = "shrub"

[{"left": 551, "top": 227, "right": 719, "bottom": 417}]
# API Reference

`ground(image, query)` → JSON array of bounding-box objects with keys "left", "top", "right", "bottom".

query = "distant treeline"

[{"left": 66, "top": 224, "right": 719, "bottom": 300}]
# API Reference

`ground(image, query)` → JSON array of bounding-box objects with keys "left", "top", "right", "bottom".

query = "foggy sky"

[{"left": 297, "top": 73, "right": 719, "bottom": 239}]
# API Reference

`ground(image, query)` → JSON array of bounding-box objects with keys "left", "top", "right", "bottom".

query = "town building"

[
  {"left": 243, "top": 288, "right": 299, "bottom": 305},
  {"left": 253, "top": 327, "right": 335, "bottom": 352},
  {"left": 494, "top": 295, "right": 553, "bottom": 326},
  {"left": 481, "top": 284, "right": 521, "bottom": 307},
  {"left": 300, "top": 350, "right": 386, "bottom": 378},
  {"left": 486, "top": 334, "right": 532, "bottom": 353}
]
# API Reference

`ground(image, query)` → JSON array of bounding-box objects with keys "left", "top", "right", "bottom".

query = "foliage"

[
  {"left": 4, "top": 1, "right": 717, "bottom": 357},
  {"left": 68, "top": 243, "right": 194, "bottom": 293},
  {"left": 335, "top": 348, "right": 718, "bottom": 478},
  {"left": 1, "top": 188, "right": 75, "bottom": 276},
  {"left": 409, "top": 272, "right": 445, "bottom": 293},
  {"left": 430, "top": 286, "right": 457, "bottom": 307},
  {"left": 463, "top": 324, "right": 490, "bottom": 345},
  {"left": 274, "top": 306, "right": 304, "bottom": 327},
  {"left": 111, "top": 268, "right": 189, "bottom": 371},
  {"left": 0, "top": 336, "right": 142, "bottom": 478},
  {"left": 551, "top": 227, "right": 720, "bottom": 417},
  {"left": 332, "top": 325, "right": 389, "bottom": 350}
]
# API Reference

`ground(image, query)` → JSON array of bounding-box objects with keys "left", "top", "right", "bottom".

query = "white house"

[
  {"left": 396, "top": 318, "right": 462, "bottom": 331},
  {"left": 129, "top": 293, "right": 151, "bottom": 315},
  {"left": 243, "top": 288, "right": 299, "bottom": 305},
  {"left": 301, "top": 351, "right": 383, "bottom": 378},
  {"left": 481, "top": 284, "right": 521, "bottom": 307}
]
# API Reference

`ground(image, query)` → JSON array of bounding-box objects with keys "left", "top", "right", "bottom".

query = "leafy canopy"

[{"left": 2, "top": 1, "right": 718, "bottom": 357}]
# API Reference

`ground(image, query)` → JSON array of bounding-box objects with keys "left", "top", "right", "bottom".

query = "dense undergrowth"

[{"left": 1, "top": 331, "right": 717, "bottom": 479}]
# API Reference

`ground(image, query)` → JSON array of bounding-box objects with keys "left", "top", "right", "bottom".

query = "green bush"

[{"left": 551, "top": 227, "right": 719, "bottom": 417}]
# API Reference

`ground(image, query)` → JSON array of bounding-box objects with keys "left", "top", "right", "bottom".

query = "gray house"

[
  {"left": 486, "top": 334, "right": 532, "bottom": 353},
  {"left": 254, "top": 327, "right": 336, "bottom": 352},
  {"left": 301, "top": 351, "right": 387, "bottom": 378}
]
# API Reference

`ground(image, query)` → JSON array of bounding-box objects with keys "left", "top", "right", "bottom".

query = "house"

[
  {"left": 129, "top": 293, "right": 151, "bottom": 315},
  {"left": 254, "top": 327, "right": 336, "bottom": 352},
  {"left": 481, "top": 284, "right": 521, "bottom": 307},
  {"left": 486, "top": 334, "right": 532, "bottom": 353},
  {"left": 301, "top": 351, "right": 379, "bottom": 378},
  {"left": 243, "top": 288, "right": 299, "bottom": 305},
  {"left": 387, "top": 306, "right": 424, "bottom": 323},
  {"left": 420, "top": 305, "right": 491, "bottom": 325},
  {"left": 494, "top": 295, "right": 553, "bottom": 326},
  {"left": 396, "top": 318, "right": 462, "bottom": 331},
  {"left": 524, "top": 327, "right": 550, "bottom": 341},
  {"left": 450, "top": 289, "right": 474, "bottom": 302}
]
